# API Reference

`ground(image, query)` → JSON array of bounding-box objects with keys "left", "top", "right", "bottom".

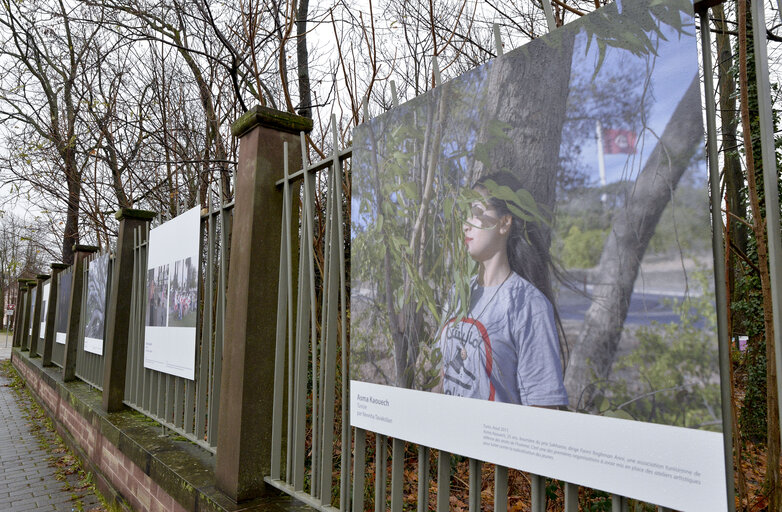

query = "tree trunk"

[
  {"left": 62, "top": 149, "right": 80, "bottom": 265},
  {"left": 714, "top": 4, "right": 749, "bottom": 507},
  {"left": 738, "top": 0, "right": 781, "bottom": 506},
  {"left": 296, "top": 0, "right": 312, "bottom": 119},
  {"left": 564, "top": 76, "right": 703, "bottom": 410}
]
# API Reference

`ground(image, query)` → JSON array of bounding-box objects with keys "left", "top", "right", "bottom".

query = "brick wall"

[{"left": 13, "top": 358, "right": 187, "bottom": 512}]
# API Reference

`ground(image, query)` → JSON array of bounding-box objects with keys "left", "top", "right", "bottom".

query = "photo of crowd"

[
  {"left": 168, "top": 257, "right": 198, "bottom": 328},
  {"left": 146, "top": 264, "right": 169, "bottom": 327}
]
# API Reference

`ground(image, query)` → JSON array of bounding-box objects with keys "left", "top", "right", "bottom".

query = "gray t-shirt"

[{"left": 438, "top": 273, "right": 568, "bottom": 406}]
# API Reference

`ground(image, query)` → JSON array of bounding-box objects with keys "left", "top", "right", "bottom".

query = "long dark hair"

[{"left": 474, "top": 171, "right": 569, "bottom": 367}]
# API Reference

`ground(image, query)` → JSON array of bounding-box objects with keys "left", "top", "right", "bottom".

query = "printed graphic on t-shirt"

[{"left": 442, "top": 318, "right": 495, "bottom": 400}]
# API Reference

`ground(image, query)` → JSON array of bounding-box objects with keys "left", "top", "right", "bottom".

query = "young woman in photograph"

[{"left": 438, "top": 172, "right": 569, "bottom": 407}]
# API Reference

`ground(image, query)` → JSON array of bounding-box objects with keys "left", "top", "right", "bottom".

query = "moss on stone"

[{"left": 231, "top": 105, "right": 314, "bottom": 137}]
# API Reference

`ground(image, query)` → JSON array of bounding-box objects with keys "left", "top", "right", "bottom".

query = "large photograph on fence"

[
  {"left": 40, "top": 281, "right": 50, "bottom": 338},
  {"left": 55, "top": 271, "right": 71, "bottom": 344},
  {"left": 84, "top": 253, "right": 110, "bottom": 355},
  {"left": 350, "top": 0, "right": 727, "bottom": 509},
  {"left": 144, "top": 206, "right": 200, "bottom": 380},
  {"left": 28, "top": 287, "right": 36, "bottom": 336}
]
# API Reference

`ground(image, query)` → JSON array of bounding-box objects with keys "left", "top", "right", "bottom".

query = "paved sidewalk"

[{"left": 0, "top": 349, "right": 105, "bottom": 511}]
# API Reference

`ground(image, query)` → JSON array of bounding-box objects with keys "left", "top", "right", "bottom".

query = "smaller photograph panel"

[
  {"left": 146, "top": 264, "right": 169, "bottom": 327},
  {"left": 84, "top": 254, "right": 110, "bottom": 355},
  {"left": 28, "top": 288, "right": 36, "bottom": 335},
  {"left": 167, "top": 257, "right": 198, "bottom": 328},
  {"left": 55, "top": 272, "right": 72, "bottom": 344}
]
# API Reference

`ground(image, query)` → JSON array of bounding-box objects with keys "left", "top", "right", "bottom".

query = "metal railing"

[
  {"left": 261, "top": 4, "right": 754, "bottom": 507},
  {"left": 264, "top": 126, "right": 352, "bottom": 508},
  {"left": 31, "top": 278, "right": 51, "bottom": 358},
  {"left": 123, "top": 195, "right": 232, "bottom": 453},
  {"left": 74, "top": 252, "right": 112, "bottom": 389},
  {"left": 51, "top": 267, "right": 73, "bottom": 369}
]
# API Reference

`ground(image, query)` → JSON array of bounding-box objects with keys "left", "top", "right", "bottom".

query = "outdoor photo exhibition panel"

[
  {"left": 40, "top": 281, "right": 50, "bottom": 337},
  {"left": 84, "top": 253, "right": 110, "bottom": 355},
  {"left": 350, "top": 0, "right": 728, "bottom": 510},
  {"left": 55, "top": 271, "right": 72, "bottom": 344},
  {"left": 144, "top": 206, "right": 200, "bottom": 380},
  {"left": 28, "top": 286, "right": 35, "bottom": 336}
]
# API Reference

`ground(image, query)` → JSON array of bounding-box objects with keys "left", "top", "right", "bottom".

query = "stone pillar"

[
  {"left": 42, "top": 263, "right": 69, "bottom": 366},
  {"left": 215, "top": 106, "right": 312, "bottom": 502},
  {"left": 13, "top": 280, "right": 27, "bottom": 348},
  {"left": 28, "top": 273, "right": 50, "bottom": 357},
  {"left": 63, "top": 245, "right": 98, "bottom": 382},
  {"left": 102, "top": 209, "right": 156, "bottom": 412},
  {"left": 20, "top": 280, "right": 36, "bottom": 351}
]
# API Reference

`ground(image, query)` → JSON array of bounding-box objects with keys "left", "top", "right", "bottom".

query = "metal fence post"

[
  {"left": 103, "top": 209, "right": 156, "bottom": 412},
  {"left": 42, "top": 263, "right": 69, "bottom": 366},
  {"left": 62, "top": 245, "right": 98, "bottom": 382},
  {"left": 12, "top": 280, "right": 27, "bottom": 348},
  {"left": 29, "top": 273, "right": 50, "bottom": 357},
  {"left": 20, "top": 280, "right": 36, "bottom": 351},
  {"left": 215, "top": 105, "right": 312, "bottom": 502}
]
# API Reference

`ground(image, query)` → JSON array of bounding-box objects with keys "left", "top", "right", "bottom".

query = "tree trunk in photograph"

[
  {"left": 470, "top": 33, "right": 574, "bottom": 305},
  {"left": 564, "top": 76, "right": 703, "bottom": 411}
]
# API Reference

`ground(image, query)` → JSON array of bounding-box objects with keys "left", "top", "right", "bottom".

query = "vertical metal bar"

[
  {"left": 294, "top": 161, "right": 311, "bottom": 493},
  {"left": 198, "top": 203, "right": 216, "bottom": 435},
  {"left": 468, "top": 458, "right": 481, "bottom": 512},
  {"left": 390, "top": 438, "right": 404, "bottom": 512},
  {"left": 699, "top": 13, "right": 737, "bottom": 511},
  {"left": 290, "top": 174, "right": 308, "bottom": 490},
  {"left": 301, "top": 132, "right": 320, "bottom": 495},
  {"left": 194, "top": 213, "right": 210, "bottom": 436},
  {"left": 436, "top": 450, "right": 449, "bottom": 512},
  {"left": 77, "top": 259, "right": 88, "bottom": 380},
  {"left": 331, "top": 118, "right": 351, "bottom": 512},
  {"left": 352, "top": 428, "right": 366, "bottom": 512},
  {"left": 149, "top": 370, "right": 164, "bottom": 416},
  {"left": 494, "top": 466, "right": 508, "bottom": 512},
  {"left": 165, "top": 375, "right": 174, "bottom": 423},
  {"left": 125, "top": 227, "right": 138, "bottom": 403},
  {"left": 207, "top": 190, "right": 228, "bottom": 446},
  {"left": 134, "top": 234, "right": 143, "bottom": 401},
  {"left": 530, "top": 474, "right": 545, "bottom": 512},
  {"left": 750, "top": 0, "right": 782, "bottom": 455},
  {"left": 174, "top": 371, "right": 183, "bottom": 427},
  {"left": 611, "top": 494, "right": 626, "bottom": 512},
  {"left": 564, "top": 482, "right": 578, "bottom": 512},
  {"left": 493, "top": 23, "right": 504, "bottom": 56},
  {"left": 375, "top": 434, "right": 387, "bottom": 512},
  {"left": 139, "top": 228, "right": 149, "bottom": 408},
  {"left": 271, "top": 145, "right": 291, "bottom": 482},
  {"left": 417, "top": 445, "right": 429, "bottom": 512},
  {"left": 541, "top": 0, "right": 556, "bottom": 32},
  {"left": 162, "top": 374, "right": 170, "bottom": 419},
  {"left": 319, "top": 123, "right": 341, "bottom": 504}
]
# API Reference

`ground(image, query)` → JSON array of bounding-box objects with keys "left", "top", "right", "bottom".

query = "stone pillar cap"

[
  {"left": 51, "top": 263, "right": 69, "bottom": 270},
  {"left": 36, "top": 274, "right": 51, "bottom": 280},
  {"left": 73, "top": 244, "right": 99, "bottom": 253},
  {"left": 115, "top": 208, "right": 157, "bottom": 221},
  {"left": 231, "top": 105, "right": 314, "bottom": 138}
]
